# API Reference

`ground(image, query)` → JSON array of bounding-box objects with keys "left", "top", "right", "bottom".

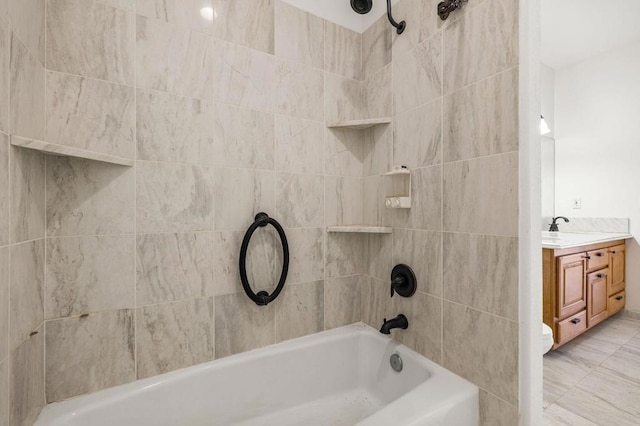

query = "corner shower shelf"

[
  {"left": 384, "top": 168, "right": 410, "bottom": 176},
  {"left": 11, "top": 136, "right": 134, "bottom": 166},
  {"left": 327, "top": 225, "right": 392, "bottom": 234},
  {"left": 384, "top": 166, "right": 411, "bottom": 209},
  {"left": 326, "top": 117, "right": 392, "bottom": 130}
]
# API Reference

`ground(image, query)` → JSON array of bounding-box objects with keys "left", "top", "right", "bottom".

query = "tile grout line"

[
  {"left": 43, "top": 0, "right": 48, "bottom": 404},
  {"left": 133, "top": 0, "right": 138, "bottom": 382},
  {"left": 139, "top": 9, "right": 364, "bottom": 84},
  {"left": 8, "top": 20, "right": 43, "bottom": 71},
  {"left": 44, "top": 296, "right": 214, "bottom": 323},
  {"left": 443, "top": 64, "right": 520, "bottom": 99},
  {"left": 211, "top": 22, "right": 217, "bottom": 362},
  {"left": 545, "top": 316, "right": 640, "bottom": 412},
  {"left": 550, "top": 358, "right": 621, "bottom": 421},
  {"left": 389, "top": 8, "right": 395, "bottom": 340},
  {"left": 321, "top": 16, "right": 328, "bottom": 330},
  {"left": 544, "top": 402, "right": 596, "bottom": 425},
  {"left": 272, "top": 65, "right": 278, "bottom": 344},
  {"left": 477, "top": 386, "right": 519, "bottom": 410},
  {"left": 359, "top": 273, "right": 519, "bottom": 322},
  {"left": 439, "top": 21, "right": 445, "bottom": 366},
  {"left": 53, "top": 9, "right": 367, "bottom": 109},
  {"left": 6, "top": 5, "right": 12, "bottom": 416},
  {"left": 42, "top": 64, "right": 375, "bottom": 133}
]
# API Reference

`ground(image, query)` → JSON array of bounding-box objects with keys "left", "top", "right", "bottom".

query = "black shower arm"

[{"left": 387, "top": 0, "right": 406, "bottom": 34}]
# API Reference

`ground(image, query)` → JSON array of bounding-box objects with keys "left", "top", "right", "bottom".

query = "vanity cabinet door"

[
  {"left": 608, "top": 244, "right": 626, "bottom": 296},
  {"left": 557, "top": 253, "right": 587, "bottom": 319},
  {"left": 587, "top": 269, "right": 609, "bottom": 327}
]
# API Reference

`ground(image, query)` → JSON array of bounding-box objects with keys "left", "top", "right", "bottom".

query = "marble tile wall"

[
  {"left": 45, "top": 311, "right": 135, "bottom": 402},
  {"left": 1, "top": 1, "right": 521, "bottom": 423},
  {"left": 1, "top": 0, "right": 48, "bottom": 424},
  {"left": 33, "top": 0, "right": 369, "bottom": 409},
  {"left": 137, "top": 297, "right": 214, "bottom": 379},
  {"left": 46, "top": 0, "right": 134, "bottom": 85},
  {"left": 45, "top": 71, "right": 135, "bottom": 158},
  {"left": 360, "top": 0, "right": 520, "bottom": 424}
]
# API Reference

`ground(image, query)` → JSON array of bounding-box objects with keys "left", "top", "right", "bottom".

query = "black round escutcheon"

[{"left": 390, "top": 264, "right": 417, "bottom": 298}]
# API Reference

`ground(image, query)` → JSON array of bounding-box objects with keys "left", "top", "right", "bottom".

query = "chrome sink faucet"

[{"left": 549, "top": 216, "right": 569, "bottom": 232}]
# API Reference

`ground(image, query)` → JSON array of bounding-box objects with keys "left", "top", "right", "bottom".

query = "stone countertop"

[{"left": 542, "top": 232, "right": 633, "bottom": 250}]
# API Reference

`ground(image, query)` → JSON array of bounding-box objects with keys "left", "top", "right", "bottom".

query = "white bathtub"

[{"left": 36, "top": 324, "right": 478, "bottom": 426}]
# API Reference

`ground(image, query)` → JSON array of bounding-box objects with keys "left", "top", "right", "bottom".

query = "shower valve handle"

[{"left": 390, "top": 277, "right": 404, "bottom": 297}]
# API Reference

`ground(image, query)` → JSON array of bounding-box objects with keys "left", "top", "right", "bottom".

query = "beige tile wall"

[
  {"left": 0, "top": 1, "right": 521, "bottom": 424},
  {"left": 360, "top": 0, "right": 520, "bottom": 424},
  {"left": 1, "top": 0, "right": 48, "bottom": 424},
  {"left": 34, "top": 0, "right": 369, "bottom": 410}
]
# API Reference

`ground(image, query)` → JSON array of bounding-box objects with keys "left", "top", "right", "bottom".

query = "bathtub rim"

[{"left": 36, "top": 323, "right": 478, "bottom": 426}]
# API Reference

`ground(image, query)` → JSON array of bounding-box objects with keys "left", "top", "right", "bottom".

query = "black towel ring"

[{"left": 239, "top": 212, "right": 289, "bottom": 306}]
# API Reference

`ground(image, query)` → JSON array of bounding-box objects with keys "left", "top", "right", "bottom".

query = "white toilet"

[{"left": 542, "top": 323, "right": 554, "bottom": 354}]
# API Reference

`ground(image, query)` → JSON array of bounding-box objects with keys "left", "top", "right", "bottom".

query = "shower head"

[{"left": 351, "top": 0, "right": 373, "bottom": 14}]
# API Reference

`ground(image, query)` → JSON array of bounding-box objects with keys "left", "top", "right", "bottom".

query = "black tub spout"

[{"left": 380, "top": 314, "right": 409, "bottom": 335}]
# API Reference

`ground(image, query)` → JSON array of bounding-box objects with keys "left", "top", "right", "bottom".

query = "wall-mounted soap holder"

[{"left": 385, "top": 166, "right": 411, "bottom": 209}]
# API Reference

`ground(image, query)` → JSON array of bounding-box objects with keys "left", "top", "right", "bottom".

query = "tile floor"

[{"left": 544, "top": 313, "right": 640, "bottom": 425}]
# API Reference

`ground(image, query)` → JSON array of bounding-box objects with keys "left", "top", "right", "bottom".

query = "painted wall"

[
  {"left": 555, "top": 40, "right": 640, "bottom": 311},
  {"left": 541, "top": 63, "right": 555, "bottom": 218},
  {"left": 541, "top": 63, "right": 555, "bottom": 138},
  {"left": 541, "top": 136, "right": 555, "bottom": 219}
]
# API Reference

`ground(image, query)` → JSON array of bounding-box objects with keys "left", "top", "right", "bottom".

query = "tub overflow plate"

[{"left": 390, "top": 353, "right": 403, "bottom": 372}]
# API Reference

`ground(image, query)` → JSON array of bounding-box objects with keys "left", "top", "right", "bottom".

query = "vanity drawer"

[
  {"left": 608, "top": 291, "right": 626, "bottom": 316},
  {"left": 557, "top": 310, "right": 587, "bottom": 345},
  {"left": 586, "top": 249, "right": 608, "bottom": 271}
]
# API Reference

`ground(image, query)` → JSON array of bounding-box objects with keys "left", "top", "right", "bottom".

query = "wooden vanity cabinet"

[{"left": 543, "top": 239, "right": 627, "bottom": 349}]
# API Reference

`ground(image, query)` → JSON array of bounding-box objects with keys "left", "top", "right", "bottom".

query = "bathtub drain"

[{"left": 390, "top": 353, "right": 403, "bottom": 372}]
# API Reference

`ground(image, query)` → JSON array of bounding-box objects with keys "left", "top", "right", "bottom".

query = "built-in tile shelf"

[
  {"left": 11, "top": 136, "right": 134, "bottom": 166},
  {"left": 326, "top": 117, "right": 392, "bottom": 130},
  {"left": 327, "top": 225, "right": 392, "bottom": 234},
  {"left": 384, "top": 167, "right": 410, "bottom": 176}
]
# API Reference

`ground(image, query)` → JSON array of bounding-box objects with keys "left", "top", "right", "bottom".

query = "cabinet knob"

[
  {"left": 595, "top": 252, "right": 605, "bottom": 257},
  {"left": 616, "top": 296, "right": 624, "bottom": 301},
  {"left": 571, "top": 318, "right": 581, "bottom": 324},
  {"left": 597, "top": 273, "right": 607, "bottom": 279},
  {"left": 610, "top": 250, "right": 617, "bottom": 254},
  {"left": 582, "top": 255, "right": 591, "bottom": 260}
]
